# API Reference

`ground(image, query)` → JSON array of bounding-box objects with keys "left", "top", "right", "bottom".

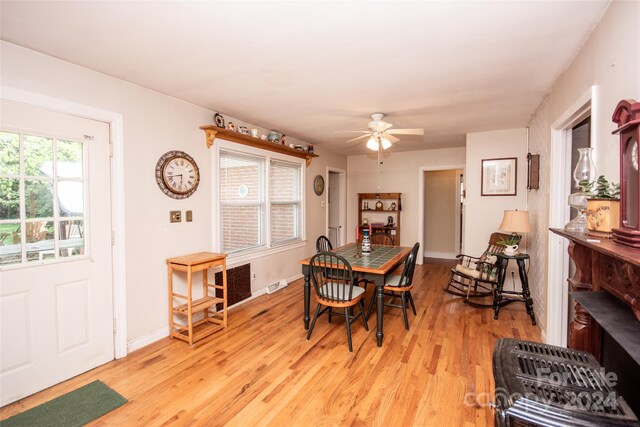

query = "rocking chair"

[{"left": 443, "top": 232, "right": 520, "bottom": 300}]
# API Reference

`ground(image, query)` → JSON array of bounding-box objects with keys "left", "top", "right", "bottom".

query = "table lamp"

[{"left": 499, "top": 210, "right": 531, "bottom": 255}]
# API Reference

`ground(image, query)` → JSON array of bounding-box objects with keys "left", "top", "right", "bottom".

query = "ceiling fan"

[{"left": 338, "top": 113, "right": 424, "bottom": 151}]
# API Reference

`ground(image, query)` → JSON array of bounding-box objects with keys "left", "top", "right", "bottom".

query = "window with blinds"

[{"left": 219, "top": 149, "right": 302, "bottom": 254}]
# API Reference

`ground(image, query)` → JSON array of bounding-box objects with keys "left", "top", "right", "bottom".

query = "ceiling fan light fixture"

[
  {"left": 366, "top": 136, "right": 379, "bottom": 151},
  {"left": 380, "top": 137, "right": 392, "bottom": 150}
]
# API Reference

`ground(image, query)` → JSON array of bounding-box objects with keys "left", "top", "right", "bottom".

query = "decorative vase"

[
  {"left": 361, "top": 228, "right": 371, "bottom": 255},
  {"left": 587, "top": 199, "right": 620, "bottom": 235}
]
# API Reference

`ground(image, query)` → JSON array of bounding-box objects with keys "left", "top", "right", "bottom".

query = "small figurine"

[
  {"left": 227, "top": 121, "right": 235, "bottom": 131},
  {"left": 387, "top": 216, "right": 394, "bottom": 227},
  {"left": 390, "top": 202, "right": 397, "bottom": 211},
  {"left": 281, "top": 135, "right": 287, "bottom": 145},
  {"left": 307, "top": 145, "right": 314, "bottom": 154}
]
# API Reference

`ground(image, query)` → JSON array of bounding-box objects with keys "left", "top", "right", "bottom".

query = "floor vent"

[{"left": 266, "top": 279, "right": 288, "bottom": 294}]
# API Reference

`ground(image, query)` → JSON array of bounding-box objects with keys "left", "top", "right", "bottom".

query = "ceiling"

[{"left": 0, "top": 1, "right": 610, "bottom": 155}]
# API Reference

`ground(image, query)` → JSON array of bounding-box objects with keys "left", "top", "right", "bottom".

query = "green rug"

[{"left": 0, "top": 380, "right": 127, "bottom": 427}]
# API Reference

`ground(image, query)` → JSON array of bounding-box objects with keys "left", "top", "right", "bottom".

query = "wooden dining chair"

[
  {"left": 315, "top": 235, "right": 333, "bottom": 252},
  {"left": 371, "top": 232, "right": 394, "bottom": 246},
  {"left": 307, "top": 252, "right": 368, "bottom": 352},
  {"left": 366, "top": 242, "right": 420, "bottom": 330}
]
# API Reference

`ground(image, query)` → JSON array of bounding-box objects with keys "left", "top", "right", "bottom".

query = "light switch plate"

[
  {"left": 186, "top": 210, "right": 193, "bottom": 222},
  {"left": 170, "top": 210, "right": 181, "bottom": 223}
]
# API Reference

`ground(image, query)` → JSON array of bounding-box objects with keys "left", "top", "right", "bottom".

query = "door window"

[{"left": 0, "top": 131, "right": 86, "bottom": 266}]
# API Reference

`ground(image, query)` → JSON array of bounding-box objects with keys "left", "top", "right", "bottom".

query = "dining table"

[{"left": 299, "top": 242, "right": 412, "bottom": 347}]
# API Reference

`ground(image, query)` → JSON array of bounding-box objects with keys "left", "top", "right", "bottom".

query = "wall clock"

[
  {"left": 313, "top": 175, "right": 325, "bottom": 196},
  {"left": 155, "top": 150, "right": 200, "bottom": 199},
  {"left": 611, "top": 99, "right": 640, "bottom": 247}
]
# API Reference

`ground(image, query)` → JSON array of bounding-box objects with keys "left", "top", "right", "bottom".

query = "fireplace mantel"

[{"left": 550, "top": 228, "right": 640, "bottom": 359}]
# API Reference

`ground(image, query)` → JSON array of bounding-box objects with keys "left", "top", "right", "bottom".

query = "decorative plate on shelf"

[{"left": 214, "top": 113, "right": 225, "bottom": 128}]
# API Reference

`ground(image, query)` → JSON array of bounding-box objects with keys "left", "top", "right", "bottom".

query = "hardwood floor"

[{"left": 0, "top": 260, "right": 540, "bottom": 426}]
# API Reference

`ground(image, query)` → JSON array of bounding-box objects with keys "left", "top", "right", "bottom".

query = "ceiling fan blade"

[
  {"left": 384, "top": 134, "right": 400, "bottom": 143},
  {"left": 345, "top": 134, "right": 371, "bottom": 143},
  {"left": 387, "top": 128, "right": 424, "bottom": 135},
  {"left": 335, "top": 130, "right": 370, "bottom": 134}
]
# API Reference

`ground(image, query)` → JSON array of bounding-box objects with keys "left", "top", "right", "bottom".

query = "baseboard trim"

[
  {"left": 127, "top": 272, "right": 305, "bottom": 353},
  {"left": 127, "top": 326, "right": 169, "bottom": 353},
  {"left": 424, "top": 251, "right": 456, "bottom": 259}
]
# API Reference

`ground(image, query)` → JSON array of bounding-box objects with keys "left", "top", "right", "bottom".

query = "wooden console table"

[
  {"left": 167, "top": 252, "right": 228, "bottom": 346},
  {"left": 550, "top": 229, "right": 640, "bottom": 359}
]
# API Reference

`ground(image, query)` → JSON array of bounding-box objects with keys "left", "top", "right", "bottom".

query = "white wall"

[
  {"left": 0, "top": 42, "right": 347, "bottom": 347},
  {"left": 347, "top": 147, "right": 466, "bottom": 256},
  {"left": 464, "top": 129, "right": 529, "bottom": 257},
  {"left": 527, "top": 0, "right": 640, "bottom": 335}
]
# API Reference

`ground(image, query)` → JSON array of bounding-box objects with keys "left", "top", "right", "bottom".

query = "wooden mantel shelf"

[{"left": 200, "top": 125, "right": 318, "bottom": 167}]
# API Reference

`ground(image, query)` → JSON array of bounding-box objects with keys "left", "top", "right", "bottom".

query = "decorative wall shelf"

[{"left": 200, "top": 125, "right": 318, "bottom": 167}]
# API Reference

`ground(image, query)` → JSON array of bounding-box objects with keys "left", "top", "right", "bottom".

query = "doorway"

[
  {"left": 546, "top": 87, "right": 594, "bottom": 346},
  {"left": 0, "top": 100, "right": 115, "bottom": 405},
  {"left": 422, "top": 168, "right": 464, "bottom": 260},
  {"left": 326, "top": 168, "right": 346, "bottom": 248}
]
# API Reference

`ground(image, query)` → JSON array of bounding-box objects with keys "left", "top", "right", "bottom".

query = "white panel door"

[{"left": 0, "top": 100, "right": 114, "bottom": 405}]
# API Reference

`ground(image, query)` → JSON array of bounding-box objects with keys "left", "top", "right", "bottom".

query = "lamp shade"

[{"left": 499, "top": 210, "right": 531, "bottom": 234}]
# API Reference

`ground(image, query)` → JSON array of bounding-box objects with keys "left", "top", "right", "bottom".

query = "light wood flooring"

[{"left": 0, "top": 260, "right": 540, "bottom": 426}]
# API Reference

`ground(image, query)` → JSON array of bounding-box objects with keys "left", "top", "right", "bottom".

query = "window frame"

[
  {"left": 214, "top": 139, "right": 306, "bottom": 264},
  {"left": 0, "top": 128, "right": 89, "bottom": 268},
  {"left": 269, "top": 159, "right": 302, "bottom": 246}
]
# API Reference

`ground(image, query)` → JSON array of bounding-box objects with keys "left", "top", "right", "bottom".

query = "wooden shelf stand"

[{"left": 167, "top": 252, "right": 228, "bottom": 346}]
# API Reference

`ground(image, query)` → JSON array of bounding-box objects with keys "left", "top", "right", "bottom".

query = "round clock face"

[
  {"left": 155, "top": 151, "right": 200, "bottom": 199},
  {"left": 313, "top": 175, "right": 324, "bottom": 196}
]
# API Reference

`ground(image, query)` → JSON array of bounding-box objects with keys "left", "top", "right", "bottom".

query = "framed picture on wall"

[{"left": 481, "top": 157, "right": 517, "bottom": 196}]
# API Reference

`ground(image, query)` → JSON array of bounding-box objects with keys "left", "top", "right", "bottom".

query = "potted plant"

[
  {"left": 586, "top": 175, "right": 620, "bottom": 234},
  {"left": 497, "top": 235, "right": 521, "bottom": 255}
]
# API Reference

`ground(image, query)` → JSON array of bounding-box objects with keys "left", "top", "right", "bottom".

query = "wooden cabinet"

[
  {"left": 357, "top": 193, "right": 401, "bottom": 246},
  {"left": 167, "top": 252, "right": 228, "bottom": 346}
]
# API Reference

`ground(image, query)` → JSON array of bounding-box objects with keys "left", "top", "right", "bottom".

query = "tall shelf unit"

[{"left": 357, "top": 193, "right": 401, "bottom": 246}]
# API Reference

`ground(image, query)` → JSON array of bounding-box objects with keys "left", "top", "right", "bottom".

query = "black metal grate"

[
  {"left": 493, "top": 338, "right": 639, "bottom": 426},
  {"left": 515, "top": 340, "right": 595, "bottom": 364},
  {"left": 515, "top": 355, "right": 615, "bottom": 393}
]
